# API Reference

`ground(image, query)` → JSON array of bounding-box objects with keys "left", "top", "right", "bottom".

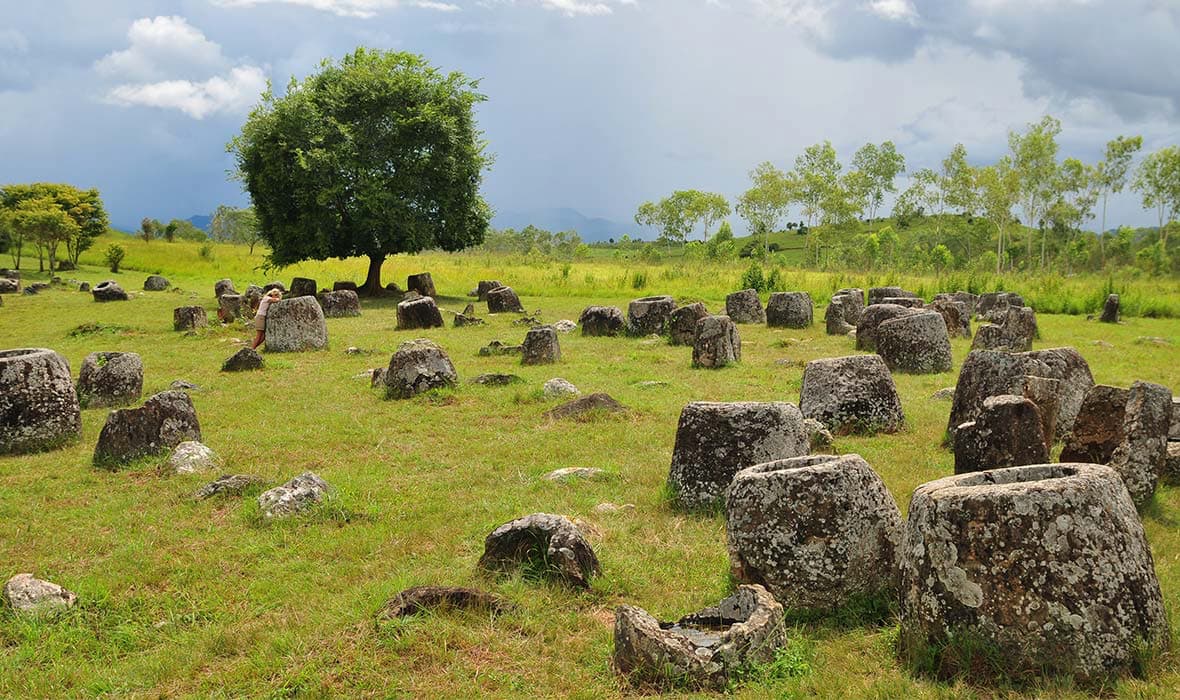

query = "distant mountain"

[
  {"left": 187, "top": 214, "right": 212, "bottom": 232},
  {"left": 491, "top": 207, "right": 637, "bottom": 242}
]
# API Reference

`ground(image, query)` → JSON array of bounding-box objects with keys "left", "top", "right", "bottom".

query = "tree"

[
  {"left": 687, "top": 191, "right": 731, "bottom": 241},
  {"left": 793, "top": 141, "right": 841, "bottom": 227},
  {"left": 1132, "top": 145, "right": 1180, "bottom": 248},
  {"left": 1008, "top": 115, "right": 1062, "bottom": 269},
  {"left": 139, "top": 217, "right": 156, "bottom": 243},
  {"left": 736, "top": 162, "right": 796, "bottom": 257},
  {"left": 1095, "top": 135, "right": 1142, "bottom": 264},
  {"left": 104, "top": 243, "right": 126, "bottom": 273},
  {"left": 851, "top": 141, "right": 906, "bottom": 219},
  {"left": 635, "top": 190, "right": 730, "bottom": 245},
  {"left": 8, "top": 197, "right": 80, "bottom": 272},
  {"left": 0, "top": 183, "right": 108, "bottom": 268},
  {"left": 230, "top": 48, "right": 492, "bottom": 295},
  {"left": 1045, "top": 158, "right": 1099, "bottom": 272},
  {"left": 975, "top": 159, "right": 1020, "bottom": 273},
  {"left": 210, "top": 206, "right": 263, "bottom": 252}
]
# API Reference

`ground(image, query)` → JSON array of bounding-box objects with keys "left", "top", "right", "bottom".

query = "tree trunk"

[
  {"left": 1099, "top": 193, "right": 1108, "bottom": 266},
  {"left": 360, "top": 253, "right": 385, "bottom": 296}
]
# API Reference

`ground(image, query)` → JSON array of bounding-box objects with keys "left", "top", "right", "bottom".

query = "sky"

[{"left": 0, "top": 0, "right": 1177, "bottom": 234}]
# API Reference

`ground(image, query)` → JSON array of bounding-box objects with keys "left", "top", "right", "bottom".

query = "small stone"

[
  {"left": 3, "top": 574, "right": 77, "bottom": 615},
  {"left": 634, "top": 380, "right": 668, "bottom": 389},
  {"left": 473, "top": 373, "right": 523, "bottom": 386},
  {"left": 332, "top": 281, "right": 358, "bottom": 293},
  {"left": 592, "top": 502, "right": 636, "bottom": 515},
  {"left": 931, "top": 387, "right": 955, "bottom": 401},
  {"left": 1134, "top": 336, "right": 1172, "bottom": 347},
  {"left": 143, "top": 275, "right": 170, "bottom": 291},
  {"left": 170, "top": 380, "right": 198, "bottom": 391},
  {"left": 544, "top": 467, "right": 607, "bottom": 482},
  {"left": 478, "top": 513, "right": 601, "bottom": 587},
  {"left": 257, "top": 471, "right": 331, "bottom": 518},
  {"left": 194, "top": 474, "right": 264, "bottom": 500},
  {"left": 545, "top": 393, "right": 625, "bottom": 420},
  {"left": 552, "top": 319, "right": 577, "bottom": 333},
  {"left": 725, "top": 289, "right": 765, "bottom": 324},
  {"left": 376, "top": 586, "right": 509, "bottom": 620},
  {"left": 167, "top": 440, "right": 220, "bottom": 474},
  {"left": 222, "top": 347, "right": 264, "bottom": 372},
  {"left": 543, "top": 377, "right": 580, "bottom": 398}
]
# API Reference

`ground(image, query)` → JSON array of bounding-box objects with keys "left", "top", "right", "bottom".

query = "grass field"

[{"left": 2, "top": 241, "right": 1178, "bottom": 698}]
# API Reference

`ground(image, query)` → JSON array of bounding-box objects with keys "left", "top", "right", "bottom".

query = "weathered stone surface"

[
  {"left": 799, "top": 355, "right": 905, "bottom": 435},
  {"left": 1060, "top": 385, "right": 1129, "bottom": 463},
  {"left": 725, "top": 289, "right": 765, "bottom": 324},
  {"left": 173, "top": 306, "right": 207, "bottom": 331},
  {"left": 1019, "top": 375, "right": 1061, "bottom": 451},
  {"left": 77, "top": 351, "right": 143, "bottom": 408},
  {"left": 765, "top": 292, "right": 813, "bottom": 328},
  {"left": 593, "top": 502, "right": 636, "bottom": 515},
  {"left": 395, "top": 296, "right": 444, "bottom": 330},
  {"left": 93, "top": 390, "right": 201, "bottom": 467},
  {"left": 543, "top": 377, "right": 580, "bottom": 398},
  {"left": 316, "top": 290, "right": 360, "bottom": 318},
  {"left": 726, "top": 454, "right": 902, "bottom": 610},
  {"left": 976, "top": 291, "right": 1025, "bottom": 321},
  {"left": 521, "top": 327, "right": 561, "bottom": 365},
  {"left": 218, "top": 293, "right": 244, "bottom": 320},
  {"left": 553, "top": 319, "right": 576, "bottom": 333},
  {"left": 825, "top": 299, "right": 855, "bottom": 335},
  {"left": 486, "top": 286, "right": 525, "bottom": 314},
  {"left": 953, "top": 395, "right": 1048, "bottom": 474},
  {"left": 78, "top": 282, "right": 89, "bottom": 292},
  {"left": 876, "top": 311, "right": 953, "bottom": 374},
  {"left": 289, "top": 277, "right": 317, "bottom": 298},
  {"left": 478, "top": 513, "right": 600, "bottom": 587},
  {"left": 1109, "top": 381, "right": 1173, "bottom": 506},
  {"left": 803, "top": 417, "right": 834, "bottom": 452},
  {"left": 855, "top": 304, "right": 918, "bottom": 351},
  {"left": 882, "top": 296, "right": 924, "bottom": 308},
  {"left": 1171, "top": 398, "right": 1180, "bottom": 440},
  {"left": 928, "top": 299, "right": 971, "bottom": 339},
  {"left": 244, "top": 285, "right": 263, "bottom": 307},
  {"left": 478, "top": 340, "right": 522, "bottom": 357},
  {"left": 4, "top": 574, "right": 77, "bottom": 615},
  {"left": 214, "top": 278, "right": 237, "bottom": 299},
  {"left": 0, "top": 278, "right": 18, "bottom": 294},
  {"left": 193, "top": 473, "right": 263, "bottom": 500},
  {"left": 383, "top": 339, "right": 457, "bottom": 399},
  {"left": 475, "top": 280, "right": 503, "bottom": 301},
  {"left": 0, "top": 348, "right": 82, "bottom": 455},
  {"left": 92, "top": 280, "right": 128, "bottom": 302},
  {"left": 406, "top": 272, "right": 436, "bottom": 298},
  {"left": 265, "top": 297, "right": 328, "bottom": 352},
  {"left": 898, "top": 463, "right": 1169, "bottom": 682},
  {"left": 377, "top": 586, "right": 509, "bottom": 620},
  {"left": 222, "top": 347, "right": 264, "bottom": 372},
  {"left": 544, "top": 393, "right": 625, "bottom": 420},
  {"left": 973, "top": 306, "right": 1038, "bottom": 352},
  {"left": 612, "top": 585, "right": 786, "bottom": 690},
  {"left": 332, "top": 281, "right": 358, "bottom": 293},
  {"left": 544, "top": 467, "right": 606, "bottom": 482},
  {"left": 868, "top": 286, "right": 917, "bottom": 306},
  {"left": 668, "top": 401, "right": 807, "bottom": 511},
  {"left": 473, "top": 373, "right": 522, "bottom": 386},
  {"left": 627, "top": 295, "right": 677, "bottom": 336},
  {"left": 668, "top": 302, "right": 709, "bottom": 346},
  {"left": 143, "top": 275, "right": 169, "bottom": 291},
  {"left": 933, "top": 291, "right": 979, "bottom": 318},
  {"left": 1100, "top": 293, "right": 1120, "bottom": 323},
  {"left": 453, "top": 311, "right": 483, "bottom": 327},
  {"left": 258, "top": 471, "right": 331, "bottom": 518},
  {"left": 833, "top": 288, "right": 865, "bottom": 325},
  {"left": 947, "top": 348, "right": 1094, "bottom": 442},
  {"left": 1165, "top": 442, "right": 1180, "bottom": 486},
  {"left": 167, "top": 440, "right": 219, "bottom": 474},
  {"left": 369, "top": 367, "right": 387, "bottom": 387},
  {"left": 692, "top": 315, "right": 741, "bottom": 369},
  {"left": 579, "top": 305, "right": 625, "bottom": 337}
]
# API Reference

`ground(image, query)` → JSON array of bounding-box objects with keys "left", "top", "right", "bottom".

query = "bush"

[
  {"left": 199, "top": 244, "right": 215, "bottom": 261},
  {"left": 740, "top": 262, "right": 765, "bottom": 292},
  {"left": 104, "top": 244, "right": 125, "bottom": 273}
]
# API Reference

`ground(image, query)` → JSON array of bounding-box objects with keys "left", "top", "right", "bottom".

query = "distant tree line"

[
  {"left": 0, "top": 183, "right": 108, "bottom": 272},
  {"left": 476, "top": 224, "right": 589, "bottom": 259}
]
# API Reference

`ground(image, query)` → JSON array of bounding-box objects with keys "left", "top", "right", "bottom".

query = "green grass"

[{"left": 1, "top": 244, "right": 1178, "bottom": 698}]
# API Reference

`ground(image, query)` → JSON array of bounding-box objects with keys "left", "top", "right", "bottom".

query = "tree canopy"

[
  {"left": 0, "top": 183, "right": 107, "bottom": 271},
  {"left": 230, "top": 48, "right": 492, "bottom": 293}
]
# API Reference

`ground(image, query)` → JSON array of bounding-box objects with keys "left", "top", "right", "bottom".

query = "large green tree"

[
  {"left": 230, "top": 48, "right": 492, "bottom": 294},
  {"left": 793, "top": 141, "right": 841, "bottom": 227},
  {"left": 210, "top": 205, "right": 263, "bottom": 252},
  {"left": 850, "top": 141, "right": 905, "bottom": 219},
  {"left": 0, "top": 183, "right": 107, "bottom": 269},
  {"left": 1008, "top": 115, "right": 1062, "bottom": 268},
  {"left": 1132, "top": 145, "right": 1180, "bottom": 247},
  {"left": 1094, "top": 135, "right": 1142, "bottom": 264},
  {"left": 635, "top": 190, "right": 730, "bottom": 245},
  {"left": 8, "top": 197, "right": 80, "bottom": 272},
  {"left": 735, "top": 162, "right": 795, "bottom": 257}
]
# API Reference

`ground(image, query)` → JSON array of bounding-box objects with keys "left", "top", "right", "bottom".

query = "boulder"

[
  {"left": 453, "top": 309, "right": 483, "bottom": 327},
  {"left": 222, "top": 347, "right": 264, "bottom": 372},
  {"left": 475, "top": 280, "right": 503, "bottom": 301},
  {"left": 543, "top": 377, "right": 580, "bottom": 398},
  {"left": 383, "top": 339, "right": 458, "bottom": 399},
  {"left": 406, "top": 272, "right": 436, "bottom": 298},
  {"left": 855, "top": 304, "right": 918, "bottom": 351},
  {"left": 478, "top": 513, "right": 600, "bottom": 587},
  {"left": 1109, "top": 381, "right": 1173, "bottom": 506},
  {"left": 173, "top": 306, "right": 207, "bottom": 331},
  {"left": 1165, "top": 442, "right": 1180, "bottom": 486},
  {"left": 627, "top": 295, "right": 677, "bottom": 335},
  {"left": 825, "top": 299, "right": 854, "bottom": 335},
  {"left": 92, "top": 280, "right": 128, "bottom": 302},
  {"left": 933, "top": 291, "right": 979, "bottom": 318},
  {"left": 976, "top": 291, "right": 1025, "bottom": 321},
  {"left": 875, "top": 311, "right": 953, "bottom": 374},
  {"left": 692, "top": 315, "right": 741, "bottom": 369},
  {"left": 833, "top": 288, "right": 865, "bottom": 325},
  {"left": 1019, "top": 375, "right": 1062, "bottom": 451},
  {"left": 668, "top": 401, "right": 808, "bottom": 511},
  {"left": 264, "top": 297, "right": 328, "bottom": 352},
  {"left": 765, "top": 292, "right": 813, "bottom": 328},
  {"left": 953, "top": 395, "right": 1048, "bottom": 474},
  {"left": 0, "top": 348, "right": 82, "bottom": 455},
  {"left": 552, "top": 319, "right": 576, "bottom": 333},
  {"left": 396, "top": 296, "right": 444, "bottom": 330},
  {"left": 0, "top": 278, "right": 18, "bottom": 294},
  {"left": 486, "top": 286, "right": 525, "bottom": 314},
  {"left": 289, "top": 277, "right": 317, "bottom": 298},
  {"left": 545, "top": 393, "right": 625, "bottom": 420},
  {"left": 167, "top": 440, "right": 220, "bottom": 474},
  {"left": 726, "top": 454, "right": 902, "bottom": 610},
  {"left": 897, "top": 463, "right": 1169, "bottom": 682},
  {"left": 93, "top": 390, "right": 201, "bottom": 467},
  {"left": 799, "top": 355, "right": 905, "bottom": 435},
  {"left": 612, "top": 585, "right": 785, "bottom": 691},
  {"left": 973, "top": 306, "right": 1038, "bottom": 352},
  {"left": 257, "top": 471, "right": 331, "bottom": 518},
  {"left": 77, "top": 351, "right": 143, "bottom": 408},
  {"left": 194, "top": 474, "right": 263, "bottom": 500},
  {"left": 1099, "top": 293, "right": 1120, "bottom": 323},
  {"left": 521, "top": 327, "right": 561, "bottom": 365},
  {"left": 3, "top": 574, "right": 77, "bottom": 616},
  {"left": 332, "top": 281, "right": 358, "bottom": 293},
  {"left": 218, "top": 293, "right": 244, "bottom": 320},
  {"left": 1171, "top": 397, "right": 1180, "bottom": 440},
  {"left": 668, "top": 302, "right": 709, "bottom": 346},
  {"left": 316, "top": 289, "right": 360, "bottom": 318},
  {"left": 377, "top": 586, "right": 509, "bottom": 620},
  {"left": 214, "top": 278, "right": 236, "bottom": 299},
  {"left": 928, "top": 299, "right": 971, "bottom": 339},
  {"left": 1059, "top": 385, "right": 1129, "bottom": 463},
  {"left": 143, "top": 275, "right": 169, "bottom": 291},
  {"left": 78, "top": 282, "right": 90, "bottom": 292},
  {"left": 725, "top": 289, "right": 765, "bottom": 324},
  {"left": 579, "top": 306, "right": 625, "bottom": 337},
  {"left": 868, "top": 286, "right": 917, "bottom": 306}
]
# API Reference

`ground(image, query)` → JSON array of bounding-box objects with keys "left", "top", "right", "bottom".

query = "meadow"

[{"left": 1, "top": 236, "right": 1178, "bottom": 698}]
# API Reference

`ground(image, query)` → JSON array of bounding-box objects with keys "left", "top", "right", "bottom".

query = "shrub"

[
  {"left": 104, "top": 244, "right": 125, "bottom": 273},
  {"left": 740, "top": 262, "right": 765, "bottom": 292},
  {"left": 199, "top": 244, "right": 215, "bottom": 261}
]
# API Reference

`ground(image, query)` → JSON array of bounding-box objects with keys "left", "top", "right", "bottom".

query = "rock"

[
  {"left": 3, "top": 574, "right": 77, "bottom": 615},
  {"left": 1172, "top": 398, "right": 1180, "bottom": 440},
  {"left": 316, "top": 290, "right": 360, "bottom": 318},
  {"left": 552, "top": 319, "right": 577, "bottom": 333},
  {"left": 765, "top": 292, "right": 813, "bottom": 328},
  {"left": 634, "top": 380, "right": 669, "bottom": 389},
  {"left": 376, "top": 586, "right": 509, "bottom": 620},
  {"left": 77, "top": 351, "right": 143, "bottom": 408},
  {"left": 257, "top": 471, "right": 331, "bottom": 518},
  {"left": 222, "top": 347, "right": 264, "bottom": 372},
  {"left": 395, "top": 296, "right": 444, "bottom": 330},
  {"left": 692, "top": 315, "right": 741, "bottom": 369},
  {"left": 0, "top": 348, "right": 82, "bottom": 455},
  {"left": 383, "top": 339, "right": 458, "bottom": 399},
  {"left": 193, "top": 474, "right": 263, "bottom": 500},
  {"left": 545, "top": 393, "right": 625, "bottom": 420},
  {"left": 543, "top": 377, "right": 580, "bottom": 398},
  {"left": 1165, "top": 442, "right": 1180, "bottom": 485},
  {"left": 612, "top": 585, "right": 786, "bottom": 691},
  {"left": 544, "top": 467, "right": 606, "bottom": 482},
  {"left": 478, "top": 340, "right": 523, "bottom": 357},
  {"left": 369, "top": 368, "right": 387, "bottom": 387},
  {"left": 725, "top": 289, "right": 765, "bottom": 324},
  {"left": 947, "top": 348, "right": 1094, "bottom": 443},
  {"left": 868, "top": 286, "right": 917, "bottom": 306},
  {"left": 400, "top": 272, "right": 434, "bottom": 298},
  {"left": 214, "top": 278, "right": 237, "bottom": 299},
  {"left": 855, "top": 304, "right": 918, "bottom": 351},
  {"left": 1018, "top": 375, "right": 1061, "bottom": 451},
  {"left": 170, "top": 380, "right": 198, "bottom": 391},
  {"left": 668, "top": 401, "right": 808, "bottom": 511},
  {"left": 973, "top": 306, "right": 1038, "bottom": 352},
  {"left": 1060, "top": 385, "right": 1129, "bottom": 463},
  {"left": 0, "top": 278, "right": 18, "bottom": 294},
  {"left": 143, "top": 275, "right": 169, "bottom": 291},
  {"left": 78, "top": 282, "right": 90, "bottom": 292},
  {"left": 475, "top": 280, "right": 503, "bottom": 301},
  {"left": 521, "top": 327, "right": 561, "bottom": 365},
  {"left": 593, "top": 502, "right": 636, "bottom": 515},
  {"left": 332, "top": 281, "right": 358, "bottom": 293},
  {"left": 289, "top": 277, "right": 317, "bottom": 298},
  {"left": 92, "top": 280, "right": 128, "bottom": 302},
  {"left": 802, "top": 417, "right": 834, "bottom": 452},
  {"left": 218, "top": 293, "right": 244, "bottom": 320},
  {"left": 486, "top": 286, "right": 525, "bottom": 314},
  {"left": 933, "top": 291, "right": 979, "bottom": 318},
  {"left": 93, "top": 390, "right": 201, "bottom": 467},
  {"left": 453, "top": 310, "right": 484, "bottom": 327},
  {"left": 882, "top": 296, "right": 924, "bottom": 308},
  {"left": 473, "top": 373, "right": 523, "bottom": 386},
  {"left": 976, "top": 291, "right": 1025, "bottom": 321},
  {"left": 825, "top": 299, "right": 855, "bottom": 335},
  {"left": 1134, "top": 336, "right": 1172, "bottom": 347},
  {"left": 478, "top": 513, "right": 600, "bottom": 587},
  {"left": 663, "top": 302, "right": 706, "bottom": 346},
  {"left": 626, "top": 295, "right": 677, "bottom": 336},
  {"left": 726, "top": 454, "right": 902, "bottom": 610},
  {"left": 1109, "top": 381, "right": 1173, "bottom": 506},
  {"left": 167, "top": 440, "right": 220, "bottom": 474},
  {"left": 1100, "top": 293, "right": 1120, "bottom": 323},
  {"left": 897, "top": 463, "right": 1169, "bottom": 683},
  {"left": 928, "top": 299, "right": 972, "bottom": 339},
  {"left": 834, "top": 288, "right": 866, "bottom": 325},
  {"left": 799, "top": 355, "right": 905, "bottom": 435},
  {"left": 931, "top": 387, "right": 955, "bottom": 401},
  {"left": 265, "top": 297, "right": 328, "bottom": 352},
  {"left": 173, "top": 306, "right": 208, "bottom": 331},
  {"left": 579, "top": 306, "right": 625, "bottom": 337},
  {"left": 953, "top": 395, "right": 1048, "bottom": 474},
  {"left": 875, "top": 311, "right": 953, "bottom": 374}
]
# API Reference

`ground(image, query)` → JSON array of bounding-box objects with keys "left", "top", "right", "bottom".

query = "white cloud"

[
  {"left": 212, "top": 0, "right": 460, "bottom": 18},
  {"left": 106, "top": 65, "right": 268, "bottom": 119},
  {"left": 0, "top": 29, "right": 29, "bottom": 54},
  {"left": 868, "top": 0, "right": 917, "bottom": 21},
  {"left": 95, "top": 16, "right": 226, "bottom": 81}
]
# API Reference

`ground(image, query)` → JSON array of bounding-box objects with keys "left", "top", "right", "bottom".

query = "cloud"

[
  {"left": 105, "top": 65, "right": 267, "bottom": 119},
  {"left": 212, "top": 0, "right": 460, "bottom": 18},
  {"left": 95, "top": 16, "right": 227, "bottom": 81}
]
